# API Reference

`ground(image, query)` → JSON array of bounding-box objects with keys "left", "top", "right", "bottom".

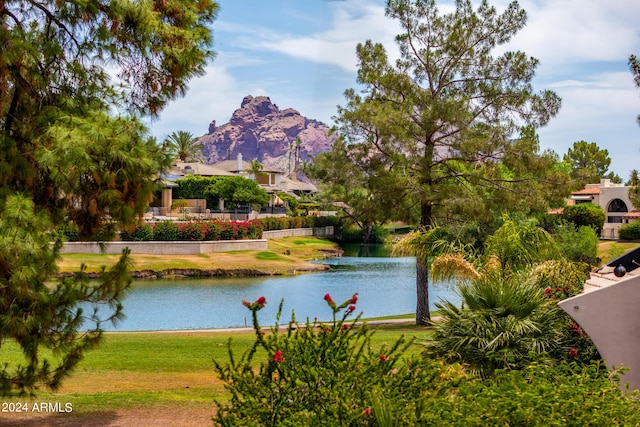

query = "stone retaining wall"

[{"left": 59, "top": 226, "right": 335, "bottom": 255}]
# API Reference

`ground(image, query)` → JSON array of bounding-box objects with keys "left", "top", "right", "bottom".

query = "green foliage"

[
  {"left": 164, "top": 130, "right": 203, "bottom": 162},
  {"left": 629, "top": 54, "right": 640, "bottom": 126},
  {"left": 551, "top": 222, "right": 599, "bottom": 264},
  {"left": 627, "top": 170, "right": 640, "bottom": 210},
  {"left": 419, "top": 361, "right": 640, "bottom": 426},
  {"left": 320, "top": 0, "right": 564, "bottom": 323},
  {"left": 119, "top": 220, "right": 264, "bottom": 242},
  {"left": 561, "top": 203, "right": 606, "bottom": 236},
  {"left": 151, "top": 221, "right": 180, "bottom": 241},
  {"left": 206, "top": 176, "right": 269, "bottom": 209},
  {"left": 484, "top": 216, "right": 559, "bottom": 271},
  {"left": 0, "top": 0, "right": 219, "bottom": 395},
  {"left": 530, "top": 259, "right": 600, "bottom": 363},
  {"left": 618, "top": 221, "right": 640, "bottom": 240},
  {"left": 123, "top": 223, "right": 154, "bottom": 242},
  {"left": 58, "top": 222, "right": 80, "bottom": 242},
  {"left": 0, "top": 195, "right": 132, "bottom": 395},
  {"left": 333, "top": 222, "right": 388, "bottom": 244},
  {"left": 563, "top": 140, "right": 613, "bottom": 187},
  {"left": 174, "top": 175, "right": 221, "bottom": 210},
  {"left": 426, "top": 273, "right": 563, "bottom": 377},
  {"left": 213, "top": 294, "right": 442, "bottom": 426}
]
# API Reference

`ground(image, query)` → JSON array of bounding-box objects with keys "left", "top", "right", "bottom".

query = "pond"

[{"left": 93, "top": 245, "right": 460, "bottom": 331}]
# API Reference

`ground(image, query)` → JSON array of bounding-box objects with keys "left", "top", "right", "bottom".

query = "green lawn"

[{"left": 1, "top": 324, "right": 430, "bottom": 413}]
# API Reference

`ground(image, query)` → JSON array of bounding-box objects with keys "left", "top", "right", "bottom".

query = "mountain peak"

[{"left": 199, "top": 96, "right": 336, "bottom": 174}]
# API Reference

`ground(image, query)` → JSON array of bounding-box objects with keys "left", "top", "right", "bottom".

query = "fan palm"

[
  {"left": 428, "top": 272, "right": 563, "bottom": 377},
  {"left": 164, "top": 130, "right": 203, "bottom": 162},
  {"left": 404, "top": 216, "right": 564, "bottom": 377}
]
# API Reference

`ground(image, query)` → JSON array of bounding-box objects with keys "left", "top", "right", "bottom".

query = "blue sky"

[{"left": 150, "top": 0, "right": 640, "bottom": 179}]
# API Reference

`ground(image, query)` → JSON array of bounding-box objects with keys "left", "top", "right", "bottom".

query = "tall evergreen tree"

[
  {"left": 330, "top": 0, "right": 562, "bottom": 324},
  {"left": 0, "top": 0, "right": 218, "bottom": 394},
  {"left": 563, "top": 140, "right": 612, "bottom": 187}
]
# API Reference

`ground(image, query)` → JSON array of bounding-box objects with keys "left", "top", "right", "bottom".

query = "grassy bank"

[
  {"left": 1, "top": 323, "right": 429, "bottom": 424},
  {"left": 57, "top": 236, "right": 341, "bottom": 276}
]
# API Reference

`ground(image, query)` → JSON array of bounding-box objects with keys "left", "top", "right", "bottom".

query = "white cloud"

[
  {"left": 509, "top": 0, "right": 640, "bottom": 64},
  {"left": 226, "top": 0, "right": 399, "bottom": 72}
]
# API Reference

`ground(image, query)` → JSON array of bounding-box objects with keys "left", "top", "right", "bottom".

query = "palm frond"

[{"left": 431, "top": 253, "right": 481, "bottom": 284}]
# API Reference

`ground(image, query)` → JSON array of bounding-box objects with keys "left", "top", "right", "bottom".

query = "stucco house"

[
  {"left": 151, "top": 153, "right": 317, "bottom": 218},
  {"left": 570, "top": 179, "right": 638, "bottom": 239}
]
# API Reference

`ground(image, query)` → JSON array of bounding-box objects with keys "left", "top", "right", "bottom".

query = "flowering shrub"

[
  {"left": 120, "top": 220, "right": 264, "bottom": 241},
  {"left": 213, "top": 295, "right": 638, "bottom": 426},
  {"left": 213, "top": 294, "right": 454, "bottom": 426}
]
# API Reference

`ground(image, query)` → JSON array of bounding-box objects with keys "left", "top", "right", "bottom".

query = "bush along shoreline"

[{"left": 61, "top": 215, "right": 342, "bottom": 242}]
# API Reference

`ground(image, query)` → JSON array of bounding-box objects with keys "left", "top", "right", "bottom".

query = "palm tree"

[
  {"left": 164, "top": 131, "right": 203, "bottom": 162},
  {"left": 395, "top": 217, "right": 564, "bottom": 377},
  {"left": 247, "top": 159, "right": 264, "bottom": 178}
]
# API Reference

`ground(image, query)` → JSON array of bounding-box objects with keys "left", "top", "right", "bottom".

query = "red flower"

[
  {"left": 324, "top": 293, "right": 333, "bottom": 302},
  {"left": 242, "top": 300, "right": 250, "bottom": 307},
  {"left": 274, "top": 349, "right": 284, "bottom": 363},
  {"left": 350, "top": 293, "right": 359, "bottom": 304},
  {"left": 544, "top": 288, "right": 552, "bottom": 294},
  {"left": 347, "top": 305, "right": 356, "bottom": 313},
  {"left": 256, "top": 296, "right": 267, "bottom": 307},
  {"left": 342, "top": 323, "right": 350, "bottom": 330},
  {"left": 569, "top": 348, "right": 578, "bottom": 358},
  {"left": 363, "top": 407, "right": 371, "bottom": 415},
  {"left": 378, "top": 354, "right": 387, "bottom": 361}
]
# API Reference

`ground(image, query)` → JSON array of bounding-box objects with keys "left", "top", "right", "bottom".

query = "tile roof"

[{"left": 572, "top": 186, "right": 600, "bottom": 195}]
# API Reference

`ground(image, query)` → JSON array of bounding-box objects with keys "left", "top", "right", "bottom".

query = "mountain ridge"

[{"left": 198, "top": 95, "right": 336, "bottom": 175}]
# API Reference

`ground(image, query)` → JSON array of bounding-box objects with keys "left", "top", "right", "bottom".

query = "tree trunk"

[
  {"left": 416, "top": 200, "right": 433, "bottom": 325},
  {"left": 416, "top": 259, "right": 430, "bottom": 324},
  {"left": 361, "top": 222, "right": 374, "bottom": 243}
]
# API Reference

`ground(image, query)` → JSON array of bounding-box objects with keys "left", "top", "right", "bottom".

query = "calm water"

[{"left": 92, "top": 245, "right": 459, "bottom": 331}]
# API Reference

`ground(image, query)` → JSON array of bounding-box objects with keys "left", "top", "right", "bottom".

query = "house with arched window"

[{"left": 570, "top": 179, "right": 637, "bottom": 239}]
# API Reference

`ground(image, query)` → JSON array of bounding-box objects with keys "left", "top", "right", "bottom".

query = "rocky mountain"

[{"left": 198, "top": 95, "right": 337, "bottom": 174}]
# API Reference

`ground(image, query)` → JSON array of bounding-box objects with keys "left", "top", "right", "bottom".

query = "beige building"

[{"left": 570, "top": 179, "right": 637, "bottom": 239}]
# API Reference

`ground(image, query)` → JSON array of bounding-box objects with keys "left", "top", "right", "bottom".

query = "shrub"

[
  {"left": 561, "top": 203, "right": 605, "bottom": 236},
  {"left": 213, "top": 294, "right": 446, "bottom": 426},
  {"left": 120, "top": 223, "right": 153, "bottom": 241},
  {"left": 58, "top": 222, "right": 80, "bottom": 242},
  {"left": 618, "top": 221, "right": 640, "bottom": 240},
  {"left": 178, "top": 221, "right": 207, "bottom": 241},
  {"left": 419, "top": 361, "right": 640, "bottom": 426},
  {"left": 426, "top": 272, "right": 564, "bottom": 377},
  {"left": 152, "top": 221, "right": 180, "bottom": 241},
  {"left": 552, "top": 222, "right": 599, "bottom": 264}
]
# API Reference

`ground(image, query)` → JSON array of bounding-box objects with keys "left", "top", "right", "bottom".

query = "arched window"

[{"left": 608, "top": 199, "right": 628, "bottom": 213}]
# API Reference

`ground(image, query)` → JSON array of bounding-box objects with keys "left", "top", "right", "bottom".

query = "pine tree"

[
  {"left": 331, "top": 0, "right": 562, "bottom": 324},
  {"left": 0, "top": 0, "right": 219, "bottom": 394}
]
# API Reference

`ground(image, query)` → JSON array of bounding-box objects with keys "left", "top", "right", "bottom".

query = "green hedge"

[{"left": 618, "top": 221, "right": 640, "bottom": 240}]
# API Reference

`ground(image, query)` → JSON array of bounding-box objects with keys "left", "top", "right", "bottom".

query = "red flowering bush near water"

[
  {"left": 120, "top": 220, "right": 263, "bottom": 241},
  {"left": 212, "top": 294, "right": 451, "bottom": 426}
]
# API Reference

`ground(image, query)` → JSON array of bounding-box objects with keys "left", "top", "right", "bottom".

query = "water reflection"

[{"left": 93, "top": 250, "right": 459, "bottom": 331}]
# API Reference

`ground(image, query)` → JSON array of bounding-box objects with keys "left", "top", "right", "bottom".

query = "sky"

[{"left": 149, "top": 0, "right": 640, "bottom": 179}]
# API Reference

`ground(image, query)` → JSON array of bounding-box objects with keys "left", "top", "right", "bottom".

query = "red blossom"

[
  {"left": 350, "top": 293, "right": 358, "bottom": 304},
  {"left": 569, "top": 348, "right": 578, "bottom": 358},
  {"left": 342, "top": 323, "right": 350, "bottom": 330},
  {"left": 378, "top": 354, "right": 387, "bottom": 361},
  {"left": 242, "top": 300, "right": 250, "bottom": 307},
  {"left": 274, "top": 349, "right": 284, "bottom": 363},
  {"left": 364, "top": 407, "right": 371, "bottom": 415},
  {"left": 324, "top": 293, "right": 333, "bottom": 302},
  {"left": 544, "top": 288, "right": 552, "bottom": 294},
  {"left": 347, "top": 305, "right": 356, "bottom": 313},
  {"left": 256, "top": 296, "right": 267, "bottom": 307}
]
